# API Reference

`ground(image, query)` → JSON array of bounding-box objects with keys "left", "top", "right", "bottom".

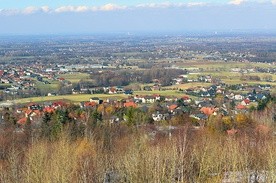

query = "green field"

[
  {"left": 12, "top": 93, "right": 127, "bottom": 104},
  {"left": 11, "top": 89, "right": 194, "bottom": 104},
  {"left": 58, "top": 73, "right": 90, "bottom": 83},
  {"left": 36, "top": 81, "right": 59, "bottom": 92},
  {"left": 177, "top": 61, "right": 274, "bottom": 70},
  {"left": 164, "top": 82, "right": 211, "bottom": 90}
]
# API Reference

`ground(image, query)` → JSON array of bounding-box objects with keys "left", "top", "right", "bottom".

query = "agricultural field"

[
  {"left": 177, "top": 60, "right": 274, "bottom": 70},
  {"left": 174, "top": 61, "right": 276, "bottom": 86},
  {"left": 12, "top": 93, "right": 127, "bottom": 104},
  {"left": 36, "top": 81, "right": 60, "bottom": 92},
  {"left": 58, "top": 73, "right": 91, "bottom": 83}
]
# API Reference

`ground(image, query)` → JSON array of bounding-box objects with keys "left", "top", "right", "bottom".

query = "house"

[
  {"left": 164, "top": 96, "right": 177, "bottom": 102},
  {"left": 190, "top": 113, "right": 208, "bottom": 121},
  {"left": 124, "top": 102, "right": 137, "bottom": 108},
  {"left": 134, "top": 95, "right": 158, "bottom": 104},
  {"left": 198, "top": 101, "right": 213, "bottom": 108},
  {"left": 259, "top": 84, "right": 271, "bottom": 90},
  {"left": 255, "top": 93, "right": 266, "bottom": 100},
  {"left": 143, "top": 86, "right": 152, "bottom": 91},
  {"left": 90, "top": 97, "right": 103, "bottom": 104},
  {"left": 47, "top": 92, "right": 57, "bottom": 96},
  {"left": 57, "top": 77, "right": 65, "bottom": 81},
  {"left": 116, "top": 87, "right": 125, "bottom": 94},
  {"left": 124, "top": 90, "right": 133, "bottom": 95},
  {"left": 108, "top": 116, "right": 120, "bottom": 123},
  {"left": 248, "top": 95, "right": 256, "bottom": 102},
  {"left": 236, "top": 104, "right": 247, "bottom": 110},
  {"left": 109, "top": 87, "right": 117, "bottom": 94},
  {"left": 152, "top": 112, "right": 170, "bottom": 122},
  {"left": 152, "top": 84, "right": 161, "bottom": 91},
  {"left": 216, "top": 88, "right": 225, "bottom": 94},
  {"left": 200, "top": 107, "right": 217, "bottom": 116},
  {"left": 168, "top": 104, "right": 178, "bottom": 114},
  {"left": 152, "top": 113, "right": 164, "bottom": 122},
  {"left": 52, "top": 101, "right": 67, "bottom": 108},
  {"left": 241, "top": 99, "right": 250, "bottom": 106},
  {"left": 43, "top": 106, "right": 55, "bottom": 113},
  {"left": 234, "top": 94, "right": 244, "bottom": 101},
  {"left": 182, "top": 96, "right": 191, "bottom": 103},
  {"left": 17, "top": 118, "right": 28, "bottom": 125},
  {"left": 0, "top": 70, "right": 4, "bottom": 77},
  {"left": 200, "top": 91, "right": 211, "bottom": 97},
  {"left": 82, "top": 101, "right": 97, "bottom": 108},
  {"left": 144, "top": 96, "right": 156, "bottom": 103},
  {"left": 28, "top": 103, "right": 40, "bottom": 110}
]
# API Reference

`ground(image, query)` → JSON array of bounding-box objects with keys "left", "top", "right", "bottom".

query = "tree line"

[{"left": 92, "top": 68, "right": 186, "bottom": 87}]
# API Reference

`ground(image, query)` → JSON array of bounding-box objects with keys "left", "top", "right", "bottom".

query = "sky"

[{"left": 0, "top": 0, "right": 276, "bottom": 34}]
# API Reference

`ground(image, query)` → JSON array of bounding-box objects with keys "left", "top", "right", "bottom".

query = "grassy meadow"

[
  {"left": 12, "top": 94, "right": 127, "bottom": 104},
  {"left": 58, "top": 73, "right": 91, "bottom": 83}
]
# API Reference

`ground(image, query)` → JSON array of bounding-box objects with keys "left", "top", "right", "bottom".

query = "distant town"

[{"left": 0, "top": 34, "right": 274, "bottom": 131}]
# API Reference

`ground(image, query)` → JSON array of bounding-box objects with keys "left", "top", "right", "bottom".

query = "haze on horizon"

[{"left": 0, "top": 0, "right": 276, "bottom": 35}]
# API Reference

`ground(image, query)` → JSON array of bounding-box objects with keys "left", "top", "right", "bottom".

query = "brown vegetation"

[{"left": 0, "top": 119, "right": 275, "bottom": 183}]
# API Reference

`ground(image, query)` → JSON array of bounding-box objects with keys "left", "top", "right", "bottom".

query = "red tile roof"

[
  {"left": 168, "top": 104, "right": 178, "bottom": 111},
  {"left": 17, "top": 118, "right": 27, "bottom": 125},
  {"left": 124, "top": 102, "right": 137, "bottom": 108},
  {"left": 84, "top": 102, "right": 97, "bottom": 107},
  {"left": 200, "top": 107, "right": 216, "bottom": 116},
  {"left": 43, "top": 107, "right": 55, "bottom": 113},
  {"left": 236, "top": 104, "right": 247, "bottom": 110}
]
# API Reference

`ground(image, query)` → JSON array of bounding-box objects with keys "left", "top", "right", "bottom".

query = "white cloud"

[
  {"left": 99, "top": 4, "right": 127, "bottom": 11},
  {"left": 186, "top": 2, "right": 208, "bottom": 7},
  {"left": 0, "top": 4, "right": 127, "bottom": 15},
  {"left": 228, "top": 0, "right": 247, "bottom": 5},
  {"left": 1, "top": 1, "right": 275, "bottom": 16},
  {"left": 54, "top": 4, "right": 126, "bottom": 13},
  {"left": 136, "top": 2, "right": 207, "bottom": 9},
  {"left": 0, "top": 9, "right": 21, "bottom": 16},
  {"left": 0, "top": 6, "right": 52, "bottom": 15},
  {"left": 136, "top": 2, "right": 174, "bottom": 8},
  {"left": 54, "top": 6, "right": 89, "bottom": 13},
  {"left": 41, "top": 6, "right": 50, "bottom": 13},
  {"left": 22, "top": 6, "right": 40, "bottom": 14}
]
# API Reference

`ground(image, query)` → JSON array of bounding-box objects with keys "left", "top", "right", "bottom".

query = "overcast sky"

[{"left": 0, "top": 0, "right": 276, "bottom": 34}]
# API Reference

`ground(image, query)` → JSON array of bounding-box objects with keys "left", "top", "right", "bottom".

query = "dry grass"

[{"left": 0, "top": 125, "right": 276, "bottom": 183}]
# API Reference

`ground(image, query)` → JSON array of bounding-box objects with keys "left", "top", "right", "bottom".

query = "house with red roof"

[
  {"left": 0, "top": 70, "right": 4, "bottom": 77},
  {"left": 43, "top": 106, "right": 55, "bottom": 113},
  {"left": 168, "top": 104, "right": 178, "bottom": 113},
  {"left": 182, "top": 96, "right": 191, "bottom": 103},
  {"left": 52, "top": 101, "right": 67, "bottom": 108},
  {"left": 109, "top": 87, "right": 117, "bottom": 94},
  {"left": 236, "top": 104, "right": 247, "bottom": 110},
  {"left": 241, "top": 99, "right": 250, "bottom": 106},
  {"left": 200, "top": 107, "right": 218, "bottom": 116},
  {"left": 84, "top": 101, "right": 97, "bottom": 108},
  {"left": 124, "top": 101, "right": 137, "bottom": 108}
]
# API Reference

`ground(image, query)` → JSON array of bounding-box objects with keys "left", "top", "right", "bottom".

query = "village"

[{"left": 0, "top": 70, "right": 272, "bottom": 136}]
